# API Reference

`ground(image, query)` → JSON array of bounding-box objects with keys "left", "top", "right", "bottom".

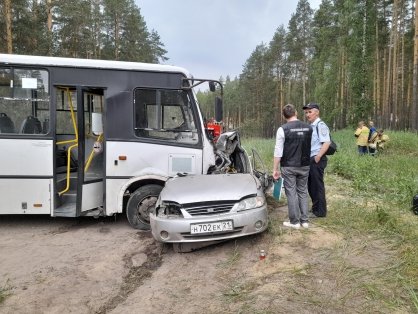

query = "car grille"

[{"left": 182, "top": 200, "right": 236, "bottom": 216}]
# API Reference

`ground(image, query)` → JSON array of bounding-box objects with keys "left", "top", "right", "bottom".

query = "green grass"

[
  {"left": 0, "top": 280, "right": 12, "bottom": 304},
  {"left": 217, "top": 240, "right": 242, "bottom": 269},
  {"left": 243, "top": 129, "right": 418, "bottom": 310}
]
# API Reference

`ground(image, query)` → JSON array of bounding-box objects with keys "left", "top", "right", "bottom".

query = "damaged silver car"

[{"left": 150, "top": 172, "right": 268, "bottom": 249}]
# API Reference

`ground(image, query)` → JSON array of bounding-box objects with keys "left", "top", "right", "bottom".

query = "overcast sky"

[{"left": 136, "top": 0, "right": 321, "bottom": 81}]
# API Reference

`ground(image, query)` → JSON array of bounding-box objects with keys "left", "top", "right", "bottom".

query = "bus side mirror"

[
  {"left": 209, "top": 81, "right": 216, "bottom": 92},
  {"left": 215, "top": 96, "right": 223, "bottom": 122},
  {"left": 92, "top": 112, "right": 103, "bottom": 135}
]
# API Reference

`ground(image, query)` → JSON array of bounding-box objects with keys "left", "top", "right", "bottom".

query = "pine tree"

[
  {"left": 268, "top": 25, "right": 289, "bottom": 129},
  {"left": 286, "top": 0, "right": 314, "bottom": 107},
  {"left": 310, "top": 0, "right": 340, "bottom": 127}
]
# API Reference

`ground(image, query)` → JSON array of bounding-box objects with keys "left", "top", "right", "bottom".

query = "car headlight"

[
  {"left": 234, "top": 196, "right": 265, "bottom": 212},
  {"left": 156, "top": 202, "right": 183, "bottom": 218}
]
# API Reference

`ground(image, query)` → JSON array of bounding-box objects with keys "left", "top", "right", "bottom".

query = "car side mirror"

[{"left": 215, "top": 96, "right": 223, "bottom": 122}]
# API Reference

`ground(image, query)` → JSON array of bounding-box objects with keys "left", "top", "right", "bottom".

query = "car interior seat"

[
  {"left": 20, "top": 115, "right": 43, "bottom": 134},
  {"left": 0, "top": 113, "right": 16, "bottom": 133}
]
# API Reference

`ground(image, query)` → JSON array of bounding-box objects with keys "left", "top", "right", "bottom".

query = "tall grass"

[
  {"left": 243, "top": 138, "right": 276, "bottom": 171},
  {"left": 243, "top": 129, "right": 418, "bottom": 308},
  {"left": 243, "top": 129, "right": 418, "bottom": 215},
  {"left": 329, "top": 129, "right": 418, "bottom": 207}
]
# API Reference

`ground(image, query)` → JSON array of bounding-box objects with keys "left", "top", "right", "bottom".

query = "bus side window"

[
  {"left": 0, "top": 68, "right": 15, "bottom": 134},
  {"left": 0, "top": 67, "right": 50, "bottom": 135}
]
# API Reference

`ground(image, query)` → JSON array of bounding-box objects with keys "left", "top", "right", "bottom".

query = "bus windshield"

[{"left": 134, "top": 88, "right": 199, "bottom": 144}]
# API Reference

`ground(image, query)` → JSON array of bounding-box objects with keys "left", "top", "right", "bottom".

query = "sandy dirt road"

[
  {"left": 0, "top": 214, "right": 161, "bottom": 314},
  {"left": 0, "top": 203, "right": 398, "bottom": 314}
]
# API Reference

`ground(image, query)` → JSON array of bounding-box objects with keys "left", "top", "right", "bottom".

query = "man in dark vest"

[{"left": 273, "top": 104, "right": 313, "bottom": 229}]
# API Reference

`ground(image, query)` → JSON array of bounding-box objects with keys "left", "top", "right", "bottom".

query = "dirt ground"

[{"left": 0, "top": 202, "right": 403, "bottom": 314}]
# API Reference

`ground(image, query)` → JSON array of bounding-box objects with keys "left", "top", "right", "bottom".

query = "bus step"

[
  {"left": 60, "top": 193, "right": 76, "bottom": 203},
  {"left": 54, "top": 203, "right": 76, "bottom": 217},
  {"left": 56, "top": 180, "right": 78, "bottom": 192}
]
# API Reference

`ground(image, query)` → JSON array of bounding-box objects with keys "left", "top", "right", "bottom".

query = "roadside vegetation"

[
  {"left": 0, "top": 280, "right": 11, "bottom": 305},
  {"left": 243, "top": 129, "right": 418, "bottom": 311}
]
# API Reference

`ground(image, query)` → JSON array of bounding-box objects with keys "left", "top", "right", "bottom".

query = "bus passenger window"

[{"left": 0, "top": 67, "right": 49, "bottom": 135}]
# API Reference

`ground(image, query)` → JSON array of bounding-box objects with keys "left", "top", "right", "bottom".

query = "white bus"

[{"left": 0, "top": 54, "right": 252, "bottom": 229}]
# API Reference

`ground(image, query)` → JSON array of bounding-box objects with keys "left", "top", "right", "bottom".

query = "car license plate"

[{"left": 190, "top": 220, "right": 233, "bottom": 234}]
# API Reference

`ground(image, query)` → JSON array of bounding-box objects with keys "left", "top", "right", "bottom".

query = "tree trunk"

[
  {"left": 47, "top": 0, "right": 53, "bottom": 55},
  {"left": 400, "top": 20, "right": 405, "bottom": 129},
  {"left": 47, "top": 0, "right": 52, "bottom": 31},
  {"left": 114, "top": 15, "right": 120, "bottom": 60},
  {"left": 412, "top": 0, "right": 418, "bottom": 131},
  {"left": 5, "top": 0, "right": 12, "bottom": 53},
  {"left": 340, "top": 50, "right": 347, "bottom": 128},
  {"left": 375, "top": 17, "right": 381, "bottom": 125},
  {"left": 386, "top": 15, "right": 394, "bottom": 129},
  {"left": 280, "top": 76, "right": 284, "bottom": 126},
  {"left": 392, "top": 0, "right": 399, "bottom": 129}
]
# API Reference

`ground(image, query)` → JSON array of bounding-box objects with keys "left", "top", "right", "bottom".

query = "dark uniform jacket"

[{"left": 281, "top": 120, "right": 312, "bottom": 167}]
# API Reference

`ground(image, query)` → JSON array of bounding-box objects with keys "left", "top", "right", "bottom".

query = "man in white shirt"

[{"left": 303, "top": 103, "right": 331, "bottom": 218}]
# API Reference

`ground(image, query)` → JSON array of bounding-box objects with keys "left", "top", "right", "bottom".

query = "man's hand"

[
  {"left": 315, "top": 142, "right": 330, "bottom": 163},
  {"left": 273, "top": 169, "right": 281, "bottom": 180}
]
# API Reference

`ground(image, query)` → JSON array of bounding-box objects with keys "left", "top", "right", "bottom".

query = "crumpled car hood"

[{"left": 160, "top": 173, "right": 260, "bottom": 204}]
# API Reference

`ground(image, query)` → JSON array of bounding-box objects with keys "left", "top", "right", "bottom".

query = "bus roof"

[{"left": 0, "top": 54, "right": 191, "bottom": 77}]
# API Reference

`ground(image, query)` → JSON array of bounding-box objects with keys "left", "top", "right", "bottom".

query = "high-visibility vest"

[{"left": 355, "top": 126, "right": 369, "bottom": 146}]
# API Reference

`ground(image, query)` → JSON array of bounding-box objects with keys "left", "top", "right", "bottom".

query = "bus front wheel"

[{"left": 126, "top": 184, "right": 163, "bottom": 230}]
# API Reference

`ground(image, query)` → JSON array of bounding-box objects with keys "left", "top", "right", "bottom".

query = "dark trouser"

[
  {"left": 358, "top": 145, "right": 368, "bottom": 155},
  {"left": 308, "top": 156, "right": 327, "bottom": 217}
]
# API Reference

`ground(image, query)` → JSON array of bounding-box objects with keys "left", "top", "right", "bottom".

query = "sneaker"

[
  {"left": 301, "top": 222, "right": 309, "bottom": 228},
  {"left": 283, "top": 221, "right": 300, "bottom": 229}
]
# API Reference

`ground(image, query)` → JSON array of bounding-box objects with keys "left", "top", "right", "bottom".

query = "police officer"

[{"left": 303, "top": 103, "right": 331, "bottom": 218}]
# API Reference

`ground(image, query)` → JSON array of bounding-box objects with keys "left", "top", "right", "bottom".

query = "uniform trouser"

[
  {"left": 308, "top": 156, "right": 327, "bottom": 217},
  {"left": 281, "top": 166, "right": 310, "bottom": 224}
]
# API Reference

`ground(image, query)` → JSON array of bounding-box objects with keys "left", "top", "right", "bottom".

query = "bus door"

[{"left": 54, "top": 86, "right": 105, "bottom": 217}]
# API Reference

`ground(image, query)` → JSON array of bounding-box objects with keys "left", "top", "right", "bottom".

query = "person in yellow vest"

[{"left": 354, "top": 121, "right": 369, "bottom": 155}]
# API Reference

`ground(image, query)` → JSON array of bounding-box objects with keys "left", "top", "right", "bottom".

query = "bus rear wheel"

[{"left": 126, "top": 184, "right": 163, "bottom": 230}]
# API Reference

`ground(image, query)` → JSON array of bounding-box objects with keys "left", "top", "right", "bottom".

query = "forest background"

[{"left": 1, "top": 0, "right": 418, "bottom": 137}]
